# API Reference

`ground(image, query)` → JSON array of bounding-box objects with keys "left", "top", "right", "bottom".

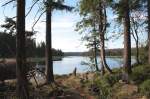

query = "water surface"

[{"left": 37, "top": 56, "right": 136, "bottom": 75}]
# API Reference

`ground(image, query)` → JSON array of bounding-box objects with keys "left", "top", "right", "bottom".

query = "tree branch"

[
  {"left": 26, "top": 0, "right": 40, "bottom": 17},
  {"left": 2, "top": 0, "right": 15, "bottom": 7},
  {"left": 32, "top": 11, "right": 45, "bottom": 31}
]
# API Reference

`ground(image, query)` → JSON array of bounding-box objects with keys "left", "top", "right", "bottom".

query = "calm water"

[{"left": 36, "top": 56, "right": 136, "bottom": 75}]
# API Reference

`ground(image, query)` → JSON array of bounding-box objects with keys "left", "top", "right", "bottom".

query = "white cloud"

[
  {"left": 52, "top": 38, "right": 87, "bottom": 52},
  {"left": 52, "top": 22, "right": 73, "bottom": 29},
  {"left": 25, "top": 12, "right": 87, "bottom": 52}
]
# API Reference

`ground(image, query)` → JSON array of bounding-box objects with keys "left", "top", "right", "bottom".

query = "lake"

[{"left": 36, "top": 56, "right": 136, "bottom": 75}]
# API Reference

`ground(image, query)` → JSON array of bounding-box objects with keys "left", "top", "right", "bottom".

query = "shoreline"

[{"left": 0, "top": 56, "right": 63, "bottom": 63}]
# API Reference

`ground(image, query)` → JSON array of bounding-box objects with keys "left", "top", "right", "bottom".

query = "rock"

[
  {"left": 119, "top": 80, "right": 125, "bottom": 84},
  {"left": 142, "top": 96, "right": 148, "bottom": 99}
]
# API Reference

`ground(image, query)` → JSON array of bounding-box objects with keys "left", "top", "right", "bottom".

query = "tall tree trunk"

[
  {"left": 16, "top": 0, "right": 29, "bottom": 98},
  {"left": 99, "top": 2, "right": 105, "bottom": 75},
  {"left": 123, "top": 0, "right": 132, "bottom": 74},
  {"left": 134, "top": 27, "right": 139, "bottom": 64},
  {"left": 100, "top": 36, "right": 112, "bottom": 73},
  {"left": 94, "top": 37, "right": 99, "bottom": 71},
  {"left": 99, "top": 1, "right": 112, "bottom": 74},
  {"left": 45, "top": 5, "right": 54, "bottom": 83},
  {"left": 131, "top": 17, "right": 139, "bottom": 64},
  {"left": 148, "top": 0, "right": 150, "bottom": 64},
  {"left": 135, "top": 35, "right": 139, "bottom": 64}
]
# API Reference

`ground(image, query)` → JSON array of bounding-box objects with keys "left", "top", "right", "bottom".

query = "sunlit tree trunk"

[
  {"left": 134, "top": 31, "right": 139, "bottom": 64},
  {"left": 148, "top": 0, "right": 150, "bottom": 64},
  {"left": 16, "top": 0, "right": 29, "bottom": 98},
  {"left": 45, "top": 2, "right": 54, "bottom": 83},
  {"left": 94, "top": 37, "right": 99, "bottom": 71},
  {"left": 99, "top": 1, "right": 112, "bottom": 74},
  {"left": 131, "top": 17, "right": 140, "bottom": 64},
  {"left": 123, "top": 0, "right": 132, "bottom": 74},
  {"left": 135, "top": 36, "right": 139, "bottom": 64}
]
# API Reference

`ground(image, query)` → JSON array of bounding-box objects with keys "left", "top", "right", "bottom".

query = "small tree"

[{"left": 76, "top": 0, "right": 112, "bottom": 74}]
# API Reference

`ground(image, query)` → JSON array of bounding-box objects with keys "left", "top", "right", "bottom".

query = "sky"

[{"left": 0, "top": 0, "right": 147, "bottom": 52}]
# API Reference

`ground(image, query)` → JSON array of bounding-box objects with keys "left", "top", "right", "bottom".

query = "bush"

[
  {"left": 131, "top": 65, "right": 150, "bottom": 84},
  {"left": 139, "top": 46, "right": 148, "bottom": 64},
  {"left": 140, "top": 79, "right": 150, "bottom": 97},
  {"left": 103, "top": 73, "right": 121, "bottom": 87},
  {"left": 90, "top": 78, "right": 112, "bottom": 99},
  {"left": 87, "top": 73, "right": 116, "bottom": 99}
]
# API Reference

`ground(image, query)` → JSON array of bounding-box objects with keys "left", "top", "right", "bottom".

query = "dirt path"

[{"left": 55, "top": 74, "right": 95, "bottom": 99}]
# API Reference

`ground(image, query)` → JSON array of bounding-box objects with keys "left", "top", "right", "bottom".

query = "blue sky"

[{"left": 0, "top": 0, "right": 147, "bottom": 52}]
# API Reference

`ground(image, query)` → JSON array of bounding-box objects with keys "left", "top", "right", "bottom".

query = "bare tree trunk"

[
  {"left": 148, "top": 0, "right": 150, "bottom": 64},
  {"left": 134, "top": 28, "right": 140, "bottom": 64},
  {"left": 101, "top": 39, "right": 112, "bottom": 73},
  {"left": 45, "top": 4, "right": 54, "bottom": 83},
  {"left": 123, "top": 0, "right": 132, "bottom": 74},
  {"left": 131, "top": 17, "right": 140, "bottom": 64},
  {"left": 94, "top": 51, "right": 99, "bottom": 71},
  {"left": 99, "top": 1, "right": 112, "bottom": 74},
  {"left": 100, "top": 54, "right": 105, "bottom": 75},
  {"left": 136, "top": 37, "right": 139, "bottom": 64},
  {"left": 99, "top": 2, "right": 105, "bottom": 75},
  {"left": 16, "top": 0, "right": 29, "bottom": 98},
  {"left": 94, "top": 37, "right": 99, "bottom": 71}
]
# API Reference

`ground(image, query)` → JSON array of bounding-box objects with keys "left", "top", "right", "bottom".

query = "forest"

[{"left": 0, "top": 0, "right": 150, "bottom": 99}]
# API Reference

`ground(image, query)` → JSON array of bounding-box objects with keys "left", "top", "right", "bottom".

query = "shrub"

[
  {"left": 131, "top": 65, "right": 150, "bottom": 84},
  {"left": 90, "top": 78, "right": 112, "bottom": 99},
  {"left": 88, "top": 73, "right": 115, "bottom": 99},
  {"left": 139, "top": 46, "right": 148, "bottom": 64},
  {"left": 103, "top": 73, "right": 121, "bottom": 87},
  {"left": 140, "top": 79, "right": 150, "bottom": 97}
]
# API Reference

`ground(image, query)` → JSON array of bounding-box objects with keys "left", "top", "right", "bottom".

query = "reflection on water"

[{"left": 36, "top": 56, "right": 136, "bottom": 75}]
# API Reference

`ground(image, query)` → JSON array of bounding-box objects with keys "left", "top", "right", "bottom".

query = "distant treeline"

[
  {"left": 64, "top": 47, "right": 147, "bottom": 57},
  {"left": 0, "top": 32, "right": 64, "bottom": 58},
  {"left": 64, "top": 52, "right": 87, "bottom": 56},
  {"left": 105, "top": 47, "right": 147, "bottom": 57}
]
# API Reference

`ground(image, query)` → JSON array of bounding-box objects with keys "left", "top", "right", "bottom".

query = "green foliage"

[
  {"left": 131, "top": 65, "right": 150, "bottom": 84},
  {"left": 1, "top": 17, "right": 16, "bottom": 35},
  {"left": 76, "top": 0, "right": 101, "bottom": 46},
  {"left": 91, "top": 76, "right": 112, "bottom": 99},
  {"left": 0, "top": 32, "right": 64, "bottom": 58},
  {"left": 88, "top": 73, "right": 121, "bottom": 99},
  {"left": 90, "top": 64, "right": 150, "bottom": 98},
  {"left": 35, "top": 42, "right": 64, "bottom": 57},
  {"left": 140, "top": 79, "right": 150, "bottom": 97},
  {"left": 112, "top": 0, "right": 143, "bottom": 23},
  {"left": 139, "top": 46, "right": 148, "bottom": 63},
  {"left": 0, "top": 32, "right": 16, "bottom": 58},
  {"left": 103, "top": 73, "right": 121, "bottom": 87},
  {"left": 45, "top": 0, "right": 73, "bottom": 11},
  {"left": 78, "top": 0, "right": 99, "bottom": 16}
]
